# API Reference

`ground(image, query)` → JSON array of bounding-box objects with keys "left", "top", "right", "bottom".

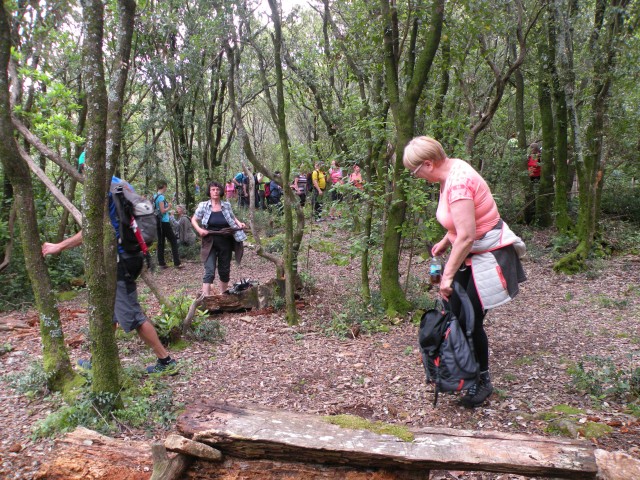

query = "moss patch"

[
  {"left": 580, "top": 421, "right": 613, "bottom": 439},
  {"left": 552, "top": 404, "right": 584, "bottom": 415},
  {"left": 56, "top": 290, "right": 79, "bottom": 302},
  {"left": 62, "top": 373, "right": 88, "bottom": 404},
  {"left": 322, "top": 414, "right": 414, "bottom": 442}
]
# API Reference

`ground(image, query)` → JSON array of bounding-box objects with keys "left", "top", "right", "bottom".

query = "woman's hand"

[
  {"left": 197, "top": 227, "right": 209, "bottom": 237},
  {"left": 431, "top": 238, "right": 450, "bottom": 257},
  {"left": 439, "top": 277, "right": 453, "bottom": 301},
  {"left": 236, "top": 221, "right": 246, "bottom": 229}
]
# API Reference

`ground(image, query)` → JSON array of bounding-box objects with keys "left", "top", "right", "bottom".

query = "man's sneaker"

[
  {"left": 77, "top": 358, "right": 92, "bottom": 370},
  {"left": 460, "top": 371, "right": 493, "bottom": 409},
  {"left": 146, "top": 359, "right": 179, "bottom": 376}
]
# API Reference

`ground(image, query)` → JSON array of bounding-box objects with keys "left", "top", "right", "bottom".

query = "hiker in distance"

[
  {"left": 41, "top": 175, "right": 179, "bottom": 375},
  {"left": 404, "top": 136, "right": 526, "bottom": 408},
  {"left": 191, "top": 181, "right": 247, "bottom": 297}
]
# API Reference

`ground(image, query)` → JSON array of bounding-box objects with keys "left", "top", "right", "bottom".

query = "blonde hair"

[{"left": 403, "top": 136, "right": 447, "bottom": 171}]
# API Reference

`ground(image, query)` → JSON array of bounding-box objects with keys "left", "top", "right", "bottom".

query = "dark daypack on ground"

[
  {"left": 418, "top": 282, "right": 479, "bottom": 405},
  {"left": 111, "top": 182, "right": 157, "bottom": 256}
]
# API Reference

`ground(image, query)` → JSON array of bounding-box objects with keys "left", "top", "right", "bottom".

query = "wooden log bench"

[
  {"left": 36, "top": 402, "right": 640, "bottom": 479},
  {"left": 177, "top": 401, "right": 601, "bottom": 479}
]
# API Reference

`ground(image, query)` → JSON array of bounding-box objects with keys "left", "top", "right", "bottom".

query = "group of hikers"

[
  {"left": 41, "top": 135, "right": 526, "bottom": 410},
  {"left": 226, "top": 161, "right": 364, "bottom": 221}
]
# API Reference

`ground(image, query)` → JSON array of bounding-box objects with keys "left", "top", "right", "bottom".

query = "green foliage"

[
  {"left": 154, "top": 290, "right": 207, "bottom": 344},
  {"left": 308, "top": 238, "right": 351, "bottom": 266},
  {"left": 263, "top": 233, "right": 285, "bottom": 254},
  {"left": 0, "top": 230, "right": 85, "bottom": 312},
  {"left": 322, "top": 414, "right": 414, "bottom": 442},
  {"left": 190, "top": 319, "right": 225, "bottom": 344},
  {"left": 0, "top": 342, "right": 13, "bottom": 356},
  {"left": 31, "top": 369, "right": 181, "bottom": 439},
  {"left": 3, "top": 362, "right": 52, "bottom": 399},
  {"left": 0, "top": 240, "right": 33, "bottom": 311},
  {"left": 567, "top": 355, "right": 640, "bottom": 404},
  {"left": 323, "top": 291, "right": 391, "bottom": 338},
  {"left": 601, "top": 173, "right": 640, "bottom": 224},
  {"left": 297, "top": 270, "right": 316, "bottom": 294}
]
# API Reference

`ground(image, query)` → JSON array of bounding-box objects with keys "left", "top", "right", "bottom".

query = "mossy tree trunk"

[
  {"left": 0, "top": 3, "right": 76, "bottom": 393},
  {"left": 554, "top": 0, "right": 629, "bottom": 273},
  {"left": 81, "top": 0, "right": 122, "bottom": 401},
  {"left": 379, "top": 0, "right": 445, "bottom": 315},
  {"left": 268, "top": 0, "right": 298, "bottom": 326},
  {"left": 535, "top": 24, "right": 555, "bottom": 227},
  {"left": 545, "top": 5, "right": 572, "bottom": 234}
]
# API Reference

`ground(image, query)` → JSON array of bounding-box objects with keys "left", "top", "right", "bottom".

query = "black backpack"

[
  {"left": 111, "top": 182, "right": 157, "bottom": 260},
  {"left": 418, "top": 282, "right": 479, "bottom": 406}
]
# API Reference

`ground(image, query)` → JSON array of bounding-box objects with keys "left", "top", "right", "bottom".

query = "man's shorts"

[{"left": 114, "top": 253, "right": 147, "bottom": 333}]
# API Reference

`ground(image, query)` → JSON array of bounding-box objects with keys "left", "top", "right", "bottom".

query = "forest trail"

[{"left": 0, "top": 226, "right": 639, "bottom": 479}]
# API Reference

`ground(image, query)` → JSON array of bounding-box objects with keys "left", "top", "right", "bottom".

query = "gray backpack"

[
  {"left": 418, "top": 282, "right": 479, "bottom": 405},
  {"left": 111, "top": 182, "right": 157, "bottom": 255}
]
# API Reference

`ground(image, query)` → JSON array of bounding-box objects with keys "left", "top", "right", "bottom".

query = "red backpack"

[{"left": 264, "top": 181, "right": 271, "bottom": 198}]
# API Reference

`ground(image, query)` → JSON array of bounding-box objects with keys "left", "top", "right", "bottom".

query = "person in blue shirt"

[
  {"left": 232, "top": 172, "right": 249, "bottom": 208},
  {"left": 41, "top": 174, "right": 178, "bottom": 375},
  {"left": 154, "top": 181, "right": 182, "bottom": 269}
]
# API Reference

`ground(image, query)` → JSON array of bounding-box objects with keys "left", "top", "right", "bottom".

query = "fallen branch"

[{"left": 182, "top": 293, "right": 204, "bottom": 334}]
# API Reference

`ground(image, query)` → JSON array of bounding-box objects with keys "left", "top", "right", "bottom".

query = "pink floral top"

[{"left": 436, "top": 159, "right": 500, "bottom": 244}]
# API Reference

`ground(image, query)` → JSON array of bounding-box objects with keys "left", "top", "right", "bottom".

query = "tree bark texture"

[
  {"left": 548, "top": 3, "right": 572, "bottom": 234},
  {"left": 535, "top": 24, "right": 555, "bottom": 227},
  {"left": 379, "top": 0, "right": 445, "bottom": 314},
  {"left": 0, "top": 2, "right": 76, "bottom": 393},
  {"left": 268, "top": 0, "right": 299, "bottom": 326},
  {"left": 555, "top": 0, "right": 629, "bottom": 272},
  {"left": 81, "top": 0, "right": 122, "bottom": 399}
]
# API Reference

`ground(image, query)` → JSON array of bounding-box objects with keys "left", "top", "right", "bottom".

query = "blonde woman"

[{"left": 404, "top": 136, "right": 526, "bottom": 408}]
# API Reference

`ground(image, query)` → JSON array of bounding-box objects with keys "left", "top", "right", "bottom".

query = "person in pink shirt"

[{"left": 404, "top": 136, "right": 526, "bottom": 409}]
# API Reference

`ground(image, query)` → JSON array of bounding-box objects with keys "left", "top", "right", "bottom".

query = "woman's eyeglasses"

[{"left": 411, "top": 162, "right": 425, "bottom": 177}]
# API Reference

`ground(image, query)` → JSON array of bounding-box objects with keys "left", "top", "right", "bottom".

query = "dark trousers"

[
  {"left": 203, "top": 235, "right": 234, "bottom": 283},
  {"left": 312, "top": 189, "right": 324, "bottom": 219},
  {"left": 449, "top": 266, "right": 489, "bottom": 372},
  {"left": 157, "top": 221, "right": 181, "bottom": 267}
]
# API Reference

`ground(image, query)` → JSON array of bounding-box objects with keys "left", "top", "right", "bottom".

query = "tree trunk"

[
  {"left": 379, "top": 0, "right": 445, "bottom": 314},
  {"left": 0, "top": 3, "right": 76, "bottom": 393},
  {"left": 535, "top": 26, "right": 555, "bottom": 227},
  {"left": 81, "top": 0, "right": 122, "bottom": 402},
  {"left": 555, "top": 0, "right": 628, "bottom": 272},
  {"left": 268, "top": 0, "right": 298, "bottom": 325}
]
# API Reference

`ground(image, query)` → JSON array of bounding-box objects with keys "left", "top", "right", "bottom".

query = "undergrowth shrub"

[
  {"left": 19, "top": 363, "right": 183, "bottom": 439},
  {"left": 601, "top": 174, "right": 640, "bottom": 224},
  {"left": 324, "top": 290, "right": 392, "bottom": 338},
  {"left": 3, "top": 361, "right": 52, "bottom": 399},
  {"left": 190, "top": 319, "right": 225, "bottom": 343},
  {"left": 568, "top": 355, "right": 640, "bottom": 407},
  {"left": 154, "top": 290, "right": 208, "bottom": 345}
]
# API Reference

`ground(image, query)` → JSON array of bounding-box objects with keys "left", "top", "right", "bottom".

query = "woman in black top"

[{"left": 191, "top": 181, "right": 246, "bottom": 295}]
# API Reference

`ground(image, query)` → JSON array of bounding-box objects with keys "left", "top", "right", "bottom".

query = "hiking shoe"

[
  {"left": 460, "top": 372, "right": 493, "bottom": 409},
  {"left": 77, "top": 358, "right": 92, "bottom": 370},
  {"left": 146, "top": 359, "right": 179, "bottom": 376}
]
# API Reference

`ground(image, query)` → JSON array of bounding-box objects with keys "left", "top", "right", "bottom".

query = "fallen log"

[
  {"left": 36, "top": 427, "right": 423, "bottom": 479},
  {"left": 34, "top": 427, "right": 152, "bottom": 480},
  {"left": 177, "top": 401, "right": 599, "bottom": 479}
]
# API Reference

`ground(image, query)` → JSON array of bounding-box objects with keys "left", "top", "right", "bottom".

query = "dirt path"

[{"left": 1, "top": 225, "right": 639, "bottom": 479}]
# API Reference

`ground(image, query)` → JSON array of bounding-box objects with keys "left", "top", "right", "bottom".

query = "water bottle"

[{"left": 429, "top": 256, "right": 443, "bottom": 285}]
